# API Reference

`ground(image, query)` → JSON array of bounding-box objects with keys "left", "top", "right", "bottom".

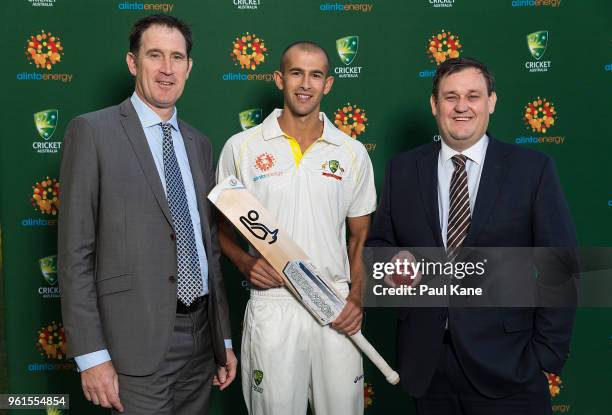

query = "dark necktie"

[
  {"left": 447, "top": 154, "right": 470, "bottom": 260},
  {"left": 161, "top": 122, "right": 202, "bottom": 306}
]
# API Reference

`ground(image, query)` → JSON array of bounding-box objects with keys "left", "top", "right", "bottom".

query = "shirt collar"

[
  {"left": 440, "top": 134, "right": 489, "bottom": 165},
  {"left": 130, "top": 91, "right": 179, "bottom": 131},
  {"left": 260, "top": 108, "right": 342, "bottom": 145}
]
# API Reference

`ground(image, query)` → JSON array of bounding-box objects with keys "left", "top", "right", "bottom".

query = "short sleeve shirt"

[{"left": 217, "top": 109, "right": 376, "bottom": 283}]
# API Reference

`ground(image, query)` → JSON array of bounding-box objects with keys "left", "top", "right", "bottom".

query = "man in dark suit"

[
  {"left": 59, "top": 15, "right": 236, "bottom": 414},
  {"left": 367, "top": 57, "right": 576, "bottom": 414}
]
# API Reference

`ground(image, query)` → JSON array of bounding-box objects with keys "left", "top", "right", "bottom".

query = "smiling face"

[
  {"left": 274, "top": 46, "right": 334, "bottom": 118},
  {"left": 126, "top": 24, "right": 192, "bottom": 118},
  {"left": 431, "top": 67, "right": 497, "bottom": 151}
]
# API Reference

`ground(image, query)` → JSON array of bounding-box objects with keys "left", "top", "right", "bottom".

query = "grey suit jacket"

[{"left": 58, "top": 98, "right": 231, "bottom": 376}]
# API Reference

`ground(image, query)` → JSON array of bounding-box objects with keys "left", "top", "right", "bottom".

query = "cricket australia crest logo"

[
  {"left": 336, "top": 36, "right": 359, "bottom": 65},
  {"left": 239, "top": 108, "right": 262, "bottom": 130},
  {"left": 321, "top": 159, "right": 345, "bottom": 181},
  {"left": 334, "top": 35, "right": 362, "bottom": 78},
  {"left": 34, "top": 109, "right": 58, "bottom": 140},
  {"left": 253, "top": 369, "right": 264, "bottom": 393},
  {"left": 39, "top": 255, "right": 58, "bottom": 285},
  {"left": 527, "top": 31, "right": 548, "bottom": 60}
]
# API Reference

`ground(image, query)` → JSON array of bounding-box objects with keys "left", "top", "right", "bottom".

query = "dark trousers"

[
  {"left": 415, "top": 335, "right": 552, "bottom": 415},
  {"left": 113, "top": 297, "right": 215, "bottom": 415}
]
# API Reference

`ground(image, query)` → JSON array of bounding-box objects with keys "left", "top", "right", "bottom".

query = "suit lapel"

[
  {"left": 417, "top": 143, "right": 444, "bottom": 247},
  {"left": 119, "top": 99, "right": 174, "bottom": 228},
  {"left": 180, "top": 122, "right": 212, "bottom": 251},
  {"left": 464, "top": 136, "right": 510, "bottom": 246}
]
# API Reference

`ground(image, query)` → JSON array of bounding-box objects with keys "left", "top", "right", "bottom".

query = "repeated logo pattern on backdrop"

[
  {"left": 18, "top": 29, "right": 72, "bottom": 82},
  {"left": 419, "top": 29, "right": 463, "bottom": 78},
  {"left": 516, "top": 97, "right": 564, "bottom": 145},
  {"left": 223, "top": 32, "right": 272, "bottom": 81},
  {"left": 239, "top": 108, "right": 263, "bottom": 130},
  {"left": 2, "top": 1, "right": 610, "bottom": 414},
  {"left": 525, "top": 30, "right": 552, "bottom": 72},
  {"left": 334, "top": 35, "right": 362, "bottom": 78},
  {"left": 31, "top": 177, "right": 60, "bottom": 216},
  {"left": 33, "top": 109, "right": 62, "bottom": 153}
]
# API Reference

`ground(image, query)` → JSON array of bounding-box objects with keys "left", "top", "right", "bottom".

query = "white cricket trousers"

[{"left": 241, "top": 283, "right": 364, "bottom": 415}]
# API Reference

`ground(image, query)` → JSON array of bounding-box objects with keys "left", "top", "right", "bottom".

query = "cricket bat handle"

[{"left": 350, "top": 331, "right": 400, "bottom": 385}]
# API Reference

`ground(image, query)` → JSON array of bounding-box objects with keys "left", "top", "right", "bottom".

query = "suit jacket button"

[
  {"left": 170, "top": 232, "right": 176, "bottom": 241},
  {"left": 169, "top": 275, "right": 176, "bottom": 283}
]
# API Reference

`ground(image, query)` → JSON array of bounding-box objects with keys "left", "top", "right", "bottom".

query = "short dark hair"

[
  {"left": 279, "top": 41, "right": 331, "bottom": 74},
  {"left": 432, "top": 57, "right": 495, "bottom": 99},
  {"left": 129, "top": 14, "right": 192, "bottom": 57}
]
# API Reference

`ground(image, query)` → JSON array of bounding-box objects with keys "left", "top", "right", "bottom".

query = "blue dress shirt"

[{"left": 74, "top": 93, "right": 231, "bottom": 372}]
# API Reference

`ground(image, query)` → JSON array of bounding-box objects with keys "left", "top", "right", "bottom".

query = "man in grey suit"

[{"left": 58, "top": 14, "right": 237, "bottom": 414}]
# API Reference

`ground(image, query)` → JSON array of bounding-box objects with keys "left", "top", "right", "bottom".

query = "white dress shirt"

[{"left": 437, "top": 134, "right": 489, "bottom": 247}]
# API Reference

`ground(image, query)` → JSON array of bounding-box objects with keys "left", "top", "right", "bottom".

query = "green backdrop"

[{"left": 1, "top": 0, "right": 611, "bottom": 414}]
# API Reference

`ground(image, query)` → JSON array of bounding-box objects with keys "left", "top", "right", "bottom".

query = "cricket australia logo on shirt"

[
  {"left": 321, "top": 159, "right": 345, "bottom": 180},
  {"left": 252, "top": 369, "right": 264, "bottom": 393},
  {"left": 253, "top": 152, "right": 282, "bottom": 182}
]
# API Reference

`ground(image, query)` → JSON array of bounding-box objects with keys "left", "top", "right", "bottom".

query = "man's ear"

[
  {"left": 126, "top": 52, "right": 138, "bottom": 76},
  {"left": 430, "top": 94, "right": 438, "bottom": 117},
  {"left": 273, "top": 70, "right": 284, "bottom": 91},
  {"left": 323, "top": 75, "right": 335, "bottom": 96},
  {"left": 186, "top": 58, "right": 193, "bottom": 79},
  {"left": 488, "top": 91, "right": 497, "bottom": 114}
]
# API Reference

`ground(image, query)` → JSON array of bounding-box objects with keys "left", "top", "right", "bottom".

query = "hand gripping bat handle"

[{"left": 350, "top": 331, "right": 400, "bottom": 385}]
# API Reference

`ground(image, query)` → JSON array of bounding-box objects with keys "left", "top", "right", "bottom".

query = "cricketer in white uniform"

[{"left": 217, "top": 41, "right": 376, "bottom": 415}]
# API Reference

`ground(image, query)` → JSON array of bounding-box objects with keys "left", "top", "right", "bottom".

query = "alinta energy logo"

[
  {"left": 547, "top": 373, "right": 571, "bottom": 413},
  {"left": 525, "top": 30, "right": 551, "bottom": 73},
  {"left": 334, "top": 36, "right": 362, "bottom": 79},
  {"left": 419, "top": 30, "right": 462, "bottom": 78},
  {"left": 511, "top": 0, "right": 562, "bottom": 8},
  {"left": 18, "top": 30, "right": 72, "bottom": 83},
  {"left": 364, "top": 382, "right": 375, "bottom": 409},
  {"left": 117, "top": 2, "right": 174, "bottom": 12},
  {"left": 29, "top": 321, "right": 74, "bottom": 372},
  {"left": 320, "top": 1, "right": 373, "bottom": 13},
  {"left": 333, "top": 102, "right": 375, "bottom": 151},
  {"left": 233, "top": 0, "right": 260, "bottom": 9},
  {"left": 253, "top": 152, "right": 281, "bottom": 182},
  {"left": 22, "top": 176, "right": 60, "bottom": 227},
  {"left": 38, "top": 255, "right": 60, "bottom": 299},
  {"left": 27, "top": 0, "right": 56, "bottom": 7},
  {"left": 429, "top": 0, "right": 455, "bottom": 7},
  {"left": 223, "top": 32, "right": 273, "bottom": 82},
  {"left": 239, "top": 108, "right": 263, "bottom": 130},
  {"left": 33, "top": 109, "right": 62, "bottom": 154},
  {"left": 255, "top": 152, "right": 276, "bottom": 172},
  {"left": 516, "top": 97, "right": 565, "bottom": 145}
]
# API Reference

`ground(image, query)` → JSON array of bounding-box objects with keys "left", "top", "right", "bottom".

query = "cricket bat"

[{"left": 208, "top": 175, "right": 400, "bottom": 385}]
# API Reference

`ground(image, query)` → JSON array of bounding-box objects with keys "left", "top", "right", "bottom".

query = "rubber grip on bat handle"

[{"left": 350, "top": 331, "right": 400, "bottom": 385}]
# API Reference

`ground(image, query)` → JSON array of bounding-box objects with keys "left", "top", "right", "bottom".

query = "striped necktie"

[{"left": 446, "top": 154, "right": 470, "bottom": 260}]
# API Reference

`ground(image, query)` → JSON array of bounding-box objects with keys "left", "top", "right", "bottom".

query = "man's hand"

[
  {"left": 240, "top": 256, "right": 284, "bottom": 290},
  {"left": 384, "top": 250, "right": 422, "bottom": 288},
  {"left": 80, "top": 360, "right": 124, "bottom": 412},
  {"left": 213, "top": 349, "right": 238, "bottom": 391},
  {"left": 331, "top": 295, "right": 363, "bottom": 336}
]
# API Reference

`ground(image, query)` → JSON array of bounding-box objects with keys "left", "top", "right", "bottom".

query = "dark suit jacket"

[
  {"left": 58, "top": 98, "right": 231, "bottom": 376},
  {"left": 367, "top": 136, "right": 577, "bottom": 398}
]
